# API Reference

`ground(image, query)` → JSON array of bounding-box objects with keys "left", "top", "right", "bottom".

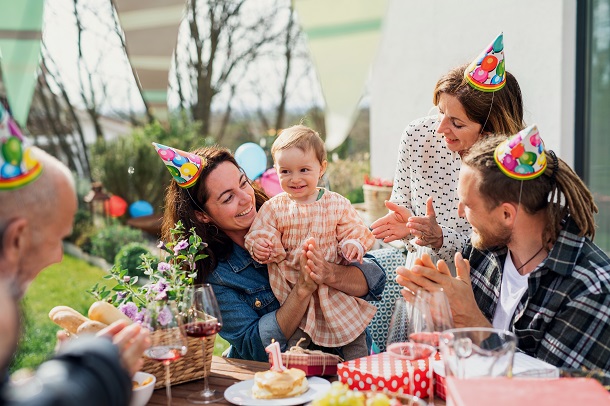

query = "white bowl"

[{"left": 130, "top": 371, "right": 156, "bottom": 406}]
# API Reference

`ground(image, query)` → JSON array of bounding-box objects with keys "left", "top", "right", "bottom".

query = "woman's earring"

[{"left": 209, "top": 224, "right": 219, "bottom": 236}]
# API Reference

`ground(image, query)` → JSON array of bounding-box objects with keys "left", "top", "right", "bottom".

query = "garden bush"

[
  {"left": 90, "top": 120, "right": 206, "bottom": 212},
  {"left": 114, "top": 242, "right": 158, "bottom": 279},
  {"left": 91, "top": 223, "right": 144, "bottom": 264}
]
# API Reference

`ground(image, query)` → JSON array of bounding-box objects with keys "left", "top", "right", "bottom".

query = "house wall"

[{"left": 370, "top": 0, "right": 577, "bottom": 180}]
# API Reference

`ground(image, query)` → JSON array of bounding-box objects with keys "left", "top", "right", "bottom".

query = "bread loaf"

[
  {"left": 76, "top": 320, "right": 108, "bottom": 335},
  {"left": 48, "top": 305, "right": 79, "bottom": 320},
  {"left": 50, "top": 309, "right": 88, "bottom": 334},
  {"left": 88, "top": 301, "right": 132, "bottom": 325}
]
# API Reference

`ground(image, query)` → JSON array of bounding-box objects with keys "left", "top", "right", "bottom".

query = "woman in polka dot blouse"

[{"left": 371, "top": 63, "right": 525, "bottom": 272}]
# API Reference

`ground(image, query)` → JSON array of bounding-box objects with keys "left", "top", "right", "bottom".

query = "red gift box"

[
  {"left": 338, "top": 353, "right": 431, "bottom": 399},
  {"left": 281, "top": 351, "right": 340, "bottom": 376},
  {"left": 432, "top": 359, "right": 447, "bottom": 400}
]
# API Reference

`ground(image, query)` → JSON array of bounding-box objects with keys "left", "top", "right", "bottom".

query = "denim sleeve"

[
  {"left": 258, "top": 310, "right": 290, "bottom": 351},
  {"left": 354, "top": 254, "right": 386, "bottom": 301},
  {"left": 213, "top": 280, "right": 280, "bottom": 362}
]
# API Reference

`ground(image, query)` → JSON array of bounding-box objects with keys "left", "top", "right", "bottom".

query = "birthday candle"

[{"left": 265, "top": 340, "right": 286, "bottom": 372}]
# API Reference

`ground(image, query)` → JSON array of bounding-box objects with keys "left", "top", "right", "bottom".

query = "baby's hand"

[
  {"left": 251, "top": 239, "right": 273, "bottom": 263},
  {"left": 341, "top": 242, "right": 364, "bottom": 264}
]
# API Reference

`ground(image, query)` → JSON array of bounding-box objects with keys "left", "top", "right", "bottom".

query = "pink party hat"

[
  {"left": 0, "top": 104, "right": 42, "bottom": 190},
  {"left": 153, "top": 142, "right": 204, "bottom": 188},
  {"left": 494, "top": 125, "right": 547, "bottom": 180},
  {"left": 464, "top": 33, "right": 506, "bottom": 92}
]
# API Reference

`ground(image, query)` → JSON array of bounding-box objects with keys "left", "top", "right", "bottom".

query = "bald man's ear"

[{"left": 1, "top": 218, "right": 28, "bottom": 266}]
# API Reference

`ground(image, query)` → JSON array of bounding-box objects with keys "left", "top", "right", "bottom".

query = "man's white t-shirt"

[{"left": 493, "top": 251, "right": 530, "bottom": 331}]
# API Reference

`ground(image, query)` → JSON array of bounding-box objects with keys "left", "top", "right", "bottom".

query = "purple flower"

[
  {"left": 157, "top": 262, "right": 171, "bottom": 273},
  {"left": 151, "top": 278, "right": 169, "bottom": 301},
  {"left": 123, "top": 276, "right": 131, "bottom": 283},
  {"left": 119, "top": 302, "right": 139, "bottom": 321},
  {"left": 117, "top": 291, "right": 127, "bottom": 300},
  {"left": 157, "top": 305, "right": 172, "bottom": 326},
  {"left": 173, "top": 240, "right": 189, "bottom": 254},
  {"left": 152, "top": 278, "right": 169, "bottom": 293}
]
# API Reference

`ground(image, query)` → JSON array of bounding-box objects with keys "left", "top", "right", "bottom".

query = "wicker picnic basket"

[{"left": 142, "top": 331, "right": 216, "bottom": 389}]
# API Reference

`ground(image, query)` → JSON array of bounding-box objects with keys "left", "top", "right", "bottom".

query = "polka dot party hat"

[
  {"left": 494, "top": 124, "right": 547, "bottom": 180},
  {"left": 153, "top": 142, "right": 205, "bottom": 188},
  {"left": 0, "top": 104, "right": 42, "bottom": 190},
  {"left": 464, "top": 32, "right": 506, "bottom": 92}
]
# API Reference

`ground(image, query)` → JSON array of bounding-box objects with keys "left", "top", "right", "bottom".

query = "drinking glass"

[
  {"left": 406, "top": 289, "right": 453, "bottom": 403},
  {"left": 183, "top": 284, "right": 223, "bottom": 404},
  {"left": 143, "top": 300, "right": 188, "bottom": 406},
  {"left": 439, "top": 327, "right": 517, "bottom": 379},
  {"left": 408, "top": 288, "right": 454, "bottom": 348},
  {"left": 386, "top": 296, "right": 417, "bottom": 348}
]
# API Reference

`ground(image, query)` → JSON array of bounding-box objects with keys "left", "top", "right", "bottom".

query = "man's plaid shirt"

[{"left": 463, "top": 216, "right": 610, "bottom": 373}]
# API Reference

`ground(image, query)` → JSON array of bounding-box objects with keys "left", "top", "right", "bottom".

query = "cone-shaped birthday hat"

[
  {"left": 0, "top": 104, "right": 42, "bottom": 190},
  {"left": 494, "top": 125, "right": 547, "bottom": 180},
  {"left": 464, "top": 33, "right": 506, "bottom": 92},
  {"left": 153, "top": 142, "right": 205, "bottom": 188}
]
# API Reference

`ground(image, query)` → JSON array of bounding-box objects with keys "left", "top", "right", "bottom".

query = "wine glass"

[
  {"left": 143, "top": 300, "right": 188, "bottom": 406},
  {"left": 183, "top": 284, "right": 223, "bottom": 404},
  {"left": 408, "top": 288, "right": 454, "bottom": 403},
  {"left": 386, "top": 296, "right": 417, "bottom": 349},
  {"left": 408, "top": 288, "right": 454, "bottom": 348}
]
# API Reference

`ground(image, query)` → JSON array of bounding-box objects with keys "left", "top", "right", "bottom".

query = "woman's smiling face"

[
  {"left": 201, "top": 161, "right": 257, "bottom": 239},
  {"left": 436, "top": 93, "right": 484, "bottom": 153}
]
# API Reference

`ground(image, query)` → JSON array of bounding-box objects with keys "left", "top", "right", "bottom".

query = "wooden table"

[
  {"left": 148, "top": 355, "right": 445, "bottom": 405},
  {"left": 148, "top": 356, "right": 268, "bottom": 405}
]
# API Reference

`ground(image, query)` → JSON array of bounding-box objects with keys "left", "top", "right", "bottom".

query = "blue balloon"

[
  {"left": 129, "top": 200, "right": 154, "bottom": 218},
  {"left": 235, "top": 142, "right": 267, "bottom": 180}
]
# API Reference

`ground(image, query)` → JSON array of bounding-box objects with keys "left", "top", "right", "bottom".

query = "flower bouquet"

[{"left": 89, "top": 221, "right": 214, "bottom": 388}]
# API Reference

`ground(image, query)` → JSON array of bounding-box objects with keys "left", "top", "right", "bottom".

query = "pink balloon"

[{"left": 257, "top": 168, "right": 282, "bottom": 197}]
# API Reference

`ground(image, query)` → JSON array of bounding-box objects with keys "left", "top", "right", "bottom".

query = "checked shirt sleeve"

[{"left": 244, "top": 201, "right": 287, "bottom": 263}]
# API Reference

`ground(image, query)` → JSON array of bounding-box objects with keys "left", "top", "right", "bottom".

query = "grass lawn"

[{"left": 11, "top": 254, "right": 229, "bottom": 373}]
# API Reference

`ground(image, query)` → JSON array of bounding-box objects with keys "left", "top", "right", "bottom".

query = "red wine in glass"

[
  {"left": 184, "top": 321, "right": 222, "bottom": 338},
  {"left": 184, "top": 284, "right": 224, "bottom": 404},
  {"left": 143, "top": 301, "right": 188, "bottom": 406},
  {"left": 145, "top": 346, "right": 187, "bottom": 362}
]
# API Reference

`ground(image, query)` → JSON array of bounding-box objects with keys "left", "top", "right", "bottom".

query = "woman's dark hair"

[
  {"left": 432, "top": 64, "right": 525, "bottom": 136},
  {"left": 161, "top": 146, "right": 268, "bottom": 282}
]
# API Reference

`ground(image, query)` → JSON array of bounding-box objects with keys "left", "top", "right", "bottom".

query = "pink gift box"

[
  {"left": 281, "top": 352, "right": 340, "bottom": 376},
  {"left": 337, "top": 352, "right": 431, "bottom": 399}
]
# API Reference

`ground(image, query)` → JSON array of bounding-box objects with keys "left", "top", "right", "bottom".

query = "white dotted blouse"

[{"left": 391, "top": 115, "right": 472, "bottom": 270}]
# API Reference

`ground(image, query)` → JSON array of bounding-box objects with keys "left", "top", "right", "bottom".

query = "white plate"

[{"left": 224, "top": 376, "right": 330, "bottom": 406}]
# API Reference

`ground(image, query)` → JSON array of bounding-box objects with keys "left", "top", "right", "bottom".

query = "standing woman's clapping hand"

[
  {"left": 407, "top": 197, "right": 444, "bottom": 248},
  {"left": 370, "top": 201, "right": 413, "bottom": 242}
]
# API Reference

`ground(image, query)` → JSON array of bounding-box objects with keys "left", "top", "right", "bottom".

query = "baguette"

[
  {"left": 51, "top": 310, "right": 88, "bottom": 335},
  {"left": 48, "top": 305, "right": 81, "bottom": 320},
  {"left": 76, "top": 320, "right": 108, "bottom": 335},
  {"left": 88, "top": 301, "right": 132, "bottom": 325}
]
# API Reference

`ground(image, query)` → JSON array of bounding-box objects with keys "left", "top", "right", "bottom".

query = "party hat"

[
  {"left": 464, "top": 33, "right": 506, "bottom": 92},
  {"left": 153, "top": 142, "right": 204, "bottom": 188},
  {"left": 0, "top": 104, "right": 42, "bottom": 190},
  {"left": 494, "top": 125, "right": 547, "bottom": 180}
]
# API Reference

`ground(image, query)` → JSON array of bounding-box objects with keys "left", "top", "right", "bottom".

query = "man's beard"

[{"left": 471, "top": 223, "right": 512, "bottom": 251}]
